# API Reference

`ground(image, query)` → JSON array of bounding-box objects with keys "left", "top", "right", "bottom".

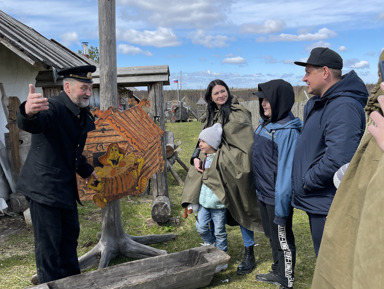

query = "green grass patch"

[{"left": 0, "top": 121, "right": 315, "bottom": 289}]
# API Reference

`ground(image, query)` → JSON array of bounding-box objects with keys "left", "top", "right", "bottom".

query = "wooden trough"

[{"left": 29, "top": 245, "right": 230, "bottom": 289}]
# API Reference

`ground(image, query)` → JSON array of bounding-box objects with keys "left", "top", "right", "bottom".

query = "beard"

[{"left": 76, "top": 97, "right": 90, "bottom": 108}]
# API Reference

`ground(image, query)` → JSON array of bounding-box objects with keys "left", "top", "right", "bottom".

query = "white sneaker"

[{"left": 215, "top": 263, "right": 228, "bottom": 273}]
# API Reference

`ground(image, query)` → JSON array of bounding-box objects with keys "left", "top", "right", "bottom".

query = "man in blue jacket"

[
  {"left": 17, "top": 65, "right": 98, "bottom": 283},
  {"left": 291, "top": 47, "right": 368, "bottom": 256}
]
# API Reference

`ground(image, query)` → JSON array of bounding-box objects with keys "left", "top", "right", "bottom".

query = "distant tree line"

[
  {"left": 79, "top": 46, "right": 374, "bottom": 110},
  {"left": 135, "top": 83, "right": 375, "bottom": 113}
]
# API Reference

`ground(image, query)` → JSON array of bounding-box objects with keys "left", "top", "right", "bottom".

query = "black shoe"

[
  {"left": 236, "top": 246, "right": 256, "bottom": 275},
  {"left": 279, "top": 286, "right": 293, "bottom": 289},
  {"left": 255, "top": 271, "right": 281, "bottom": 286}
]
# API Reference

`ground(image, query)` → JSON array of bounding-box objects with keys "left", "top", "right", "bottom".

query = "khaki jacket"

[
  {"left": 312, "top": 62, "right": 384, "bottom": 289},
  {"left": 182, "top": 96, "right": 261, "bottom": 232}
]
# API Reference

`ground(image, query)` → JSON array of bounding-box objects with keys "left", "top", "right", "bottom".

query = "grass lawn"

[{"left": 0, "top": 121, "right": 316, "bottom": 289}]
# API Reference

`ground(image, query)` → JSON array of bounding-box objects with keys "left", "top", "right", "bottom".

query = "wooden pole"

[
  {"left": 148, "top": 82, "right": 171, "bottom": 223},
  {"left": 98, "top": 0, "right": 117, "bottom": 110}
]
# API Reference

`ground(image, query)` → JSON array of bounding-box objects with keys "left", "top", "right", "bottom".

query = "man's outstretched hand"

[{"left": 25, "top": 84, "right": 49, "bottom": 117}]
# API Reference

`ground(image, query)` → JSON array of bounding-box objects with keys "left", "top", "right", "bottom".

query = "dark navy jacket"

[
  {"left": 252, "top": 79, "right": 302, "bottom": 226},
  {"left": 16, "top": 91, "right": 95, "bottom": 209},
  {"left": 291, "top": 70, "right": 368, "bottom": 215}
]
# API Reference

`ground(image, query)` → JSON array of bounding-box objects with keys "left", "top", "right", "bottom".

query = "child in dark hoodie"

[{"left": 246, "top": 79, "right": 302, "bottom": 289}]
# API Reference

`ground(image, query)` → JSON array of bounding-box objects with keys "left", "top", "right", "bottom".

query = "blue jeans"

[
  {"left": 196, "top": 206, "right": 228, "bottom": 252},
  {"left": 240, "top": 225, "right": 255, "bottom": 247}
]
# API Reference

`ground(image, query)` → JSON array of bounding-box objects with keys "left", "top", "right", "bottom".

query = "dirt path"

[{"left": 0, "top": 213, "right": 31, "bottom": 245}]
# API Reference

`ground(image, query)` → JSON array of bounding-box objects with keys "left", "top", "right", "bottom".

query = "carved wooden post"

[{"left": 148, "top": 82, "right": 171, "bottom": 223}]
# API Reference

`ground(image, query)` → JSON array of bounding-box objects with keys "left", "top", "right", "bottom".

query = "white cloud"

[
  {"left": 240, "top": 19, "right": 285, "bottom": 34},
  {"left": 117, "top": 0, "right": 231, "bottom": 29},
  {"left": 231, "top": 0, "right": 384, "bottom": 30},
  {"left": 339, "top": 45, "right": 348, "bottom": 52},
  {"left": 117, "top": 27, "right": 180, "bottom": 47},
  {"left": 222, "top": 56, "right": 246, "bottom": 64},
  {"left": 306, "top": 41, "right": 331, "bottom": 51},
  {"left": 60, "top": 32, "right": 80, "bottom": 46},
  {"left": 256, "top": 27, "right": 337, "bottom": 42},
  {"left": 349, "top": 60, "right": 369, "bottom": 69},
  {"left": 189, "top": 30, "right": 230, "bottom": 48},
  {"left": 205, "top": 69, "right": 220, "bottom": 76},
  {"left": 118, "top": 44, "right": 153, "bottom": 56}
]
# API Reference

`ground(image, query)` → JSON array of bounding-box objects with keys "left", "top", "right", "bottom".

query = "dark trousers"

[
  {"left": 307, "top": 212, "right": 327, "bottom": 257},
  {"left": 28, "top": 199, "right": 80, "bottom": 283},
  {"left": 258, "top": 200, "right": 296, "bottom": 288}
]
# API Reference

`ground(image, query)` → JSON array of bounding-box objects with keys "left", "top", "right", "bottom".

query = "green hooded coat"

[{"left": 181, "top": 96, "right": 261, "bottom": 232}]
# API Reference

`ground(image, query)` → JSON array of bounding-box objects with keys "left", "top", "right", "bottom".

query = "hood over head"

[{"left": 254, "top": 79, "right": 295, "bottom": 123}]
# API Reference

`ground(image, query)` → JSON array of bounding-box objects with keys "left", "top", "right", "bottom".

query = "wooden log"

[
  {"left": 167, "top": 160, "right": 184, "bottom": 186},
  {"left": 28, "top": 246, "right": 230, "bottom": 289},
  {"left": 0, "top": 85, "right": 23, "bottom": 179},
  {"left": 0, "top": 83, "right": 8, "bottom": 120},
  {"left": 167, "top": 155, "right": 176, "bottom": 166},
  {"left": 175, "top": 153, "right": 189, "bottom": 172},
  {"left": 165, "top": 131, "right": 174, "bottom": 158},
  {"left": 8, "top": 97, "right": 21, "bottom": 173},
  {"left": 151, "top": 195, "right": 171, "bottom": 224},
  {"left": 9, "top": 192, "right": 28, "bottom": 213}
]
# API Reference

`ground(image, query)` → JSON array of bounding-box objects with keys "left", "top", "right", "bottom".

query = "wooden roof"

[
  {"left": 35, "top": 65, "right": 170, "bottom": 88},
  {"left": 0, "top": 10, "right": 96, "bottom": 69},
  {"left": 93, "top": 65, "right": 170, "bottom": 87}
]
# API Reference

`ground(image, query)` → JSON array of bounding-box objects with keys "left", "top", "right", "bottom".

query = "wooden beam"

[{"left": 98, "top": 0, "right": 117, "bottom": 109}]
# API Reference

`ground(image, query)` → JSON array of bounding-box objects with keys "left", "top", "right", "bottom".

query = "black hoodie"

[{"left": 258, "top": 79, "right": 295, "bottom": 124}]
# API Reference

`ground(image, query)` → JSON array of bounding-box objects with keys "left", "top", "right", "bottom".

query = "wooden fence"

[{"left": 241, "top": 100, "right": 307, "bottom": 129}]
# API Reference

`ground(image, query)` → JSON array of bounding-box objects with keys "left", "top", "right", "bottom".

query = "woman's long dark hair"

[{"left": 204, "top": 79, "right": 232, "bottom": 127}]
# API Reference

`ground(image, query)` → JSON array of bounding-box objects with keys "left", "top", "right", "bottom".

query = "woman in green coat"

[{"left": 182, "top": 79, "right": 261, "bottom": 275}]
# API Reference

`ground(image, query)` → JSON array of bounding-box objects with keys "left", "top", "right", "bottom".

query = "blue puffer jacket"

[{"left": 291, "top": 70, "right": 368, "bottom": 215}]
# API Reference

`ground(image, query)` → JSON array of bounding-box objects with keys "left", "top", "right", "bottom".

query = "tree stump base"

[
  {"left": 9, "top": 192, "right": 28, "bottom": 213},
  {"left": 30, "top": 199, "right": 176, "bottom": 285}
]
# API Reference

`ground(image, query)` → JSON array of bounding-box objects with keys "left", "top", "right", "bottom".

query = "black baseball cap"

[
  {"left": 294, "top": 47, "right": 343, "bottom": 70},
  {"left": 58, "top": 65, "right": 96, "bottom": 83}
]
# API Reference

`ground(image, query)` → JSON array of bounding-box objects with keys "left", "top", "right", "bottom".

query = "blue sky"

[{"left": 2, "top": 0, "right": 384, "bottom": 90}]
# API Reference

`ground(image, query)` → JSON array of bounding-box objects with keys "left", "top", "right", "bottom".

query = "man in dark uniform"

[{"left": 16, "top": 65, "right": 98, "bottom": 284}]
